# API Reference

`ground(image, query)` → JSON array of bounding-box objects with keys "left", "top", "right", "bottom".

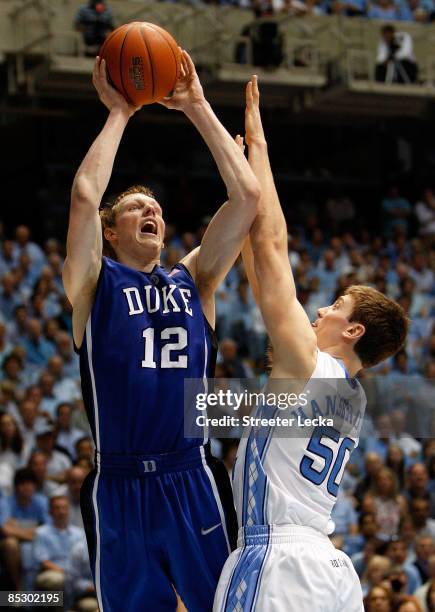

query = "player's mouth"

[{"left": 140, "top": 219, "right": 158, "bottom": 237}]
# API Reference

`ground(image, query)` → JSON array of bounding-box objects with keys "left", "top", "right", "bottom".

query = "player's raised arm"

[
  {"left": 243, "top": 77, "right": 317, "bottom": 379},
  {"left": 63, "top": 58, "right": 140, "bottom": 309},
  {"left": 159, "top": 51, "right": 260, "bottom": 320}
]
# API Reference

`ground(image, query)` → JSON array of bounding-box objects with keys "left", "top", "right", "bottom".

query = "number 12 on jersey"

[
  {"left": 142, "top": 326, "right": 188, "bottom": 369},
  {"left": 300, "top": 426, "right": 355, "bottom": 497}
]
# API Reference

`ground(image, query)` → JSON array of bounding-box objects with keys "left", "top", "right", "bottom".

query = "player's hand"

[
  {"left": 92, "top": 57, "right": 141, "bottom": 118},
  {"left": 158, "top": 50, "right": 205, "bottom": 112},
  {"left": 235, "top": 134, "right": 246, "bottom": 153},
  {"left": 245, "top": 75, "right": 267, "bottom": 147}
]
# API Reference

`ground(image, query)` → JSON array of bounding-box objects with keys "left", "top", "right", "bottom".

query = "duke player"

[
  {"left": 62, "top": 52, "right": 260, "bottom": 611},
  {"left": 213, "top": 77, "right": 409, "bottom": 611}
]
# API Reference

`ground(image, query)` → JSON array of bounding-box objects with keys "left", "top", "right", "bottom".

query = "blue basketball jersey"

[{"left": 78, "top": 256, "right": 216, "bottom": 454}]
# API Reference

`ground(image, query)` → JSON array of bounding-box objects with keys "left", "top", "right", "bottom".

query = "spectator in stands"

[
  {"left": 375, "top": 25, "right": 418, "bottom": 84},
  {"left": 219, "top": 338, "right": 252, "bottom": 378},
  {"left": 386, "top": 444, "right": 407, "bottom": 489},
  {"left": 0, "top": 240, "right": 15, "bottom": 278},
  {"left": 68, "top": 538, "right": 97, "bottom": 611},
  {"left": 0, "top": 274, "right": 23, "bottom": 321},
  {"left": 414, "top": 554, "right": 435, "bottom": 608},
  {"left": 365, "top": 585, "right": 394, "bottom": 611},
  {"left": 386, "top": 537, "right": 422, "bottom": 594},
  {"left": 74, "top": 436, "right": 94, "bottom": 470},
  {"left": 415, "top": 188, "right": 435, "bottom": 239},
  {"left": 410, "top": 498, "right": 435, "bottom": 539},
  {"left": 55, "top": 331, "right": 80, "bottom": 380},
  {"left": 18, "top": 399, "right": 41, "bottom": 464},
  {"left": 396, "top": 596, "right": 424, "bottom": 611},
  {"left": 406, "top": 463, "right": 435, "bottom": 516},
  {"left": 55, "top": 403, "right": 84, "bottom": 461},
  {"left": 369, "top": 0, "right": 401, "bottom": 19},
  {"left": 398, "top": 0, "right": 433, "bottom": 22},
  {"left": 34, "top": 421, "right": 71, "bottom": 483},
  {"left": 382, "top": 186, "right": 412, "bottom": 237},
  {"left": 22, "top": 319, "right": 55, "bottom": 368},
  {"left": 47, "top": 356, "right": 79, "bottom": 404},
  {"left": 33, "top": 495, "right": 84, "bottom": 592},
  {"left": 0, "top": 412, "right": 24, "bottom": 496},
  {"left": 331, "top": 0, "right": 367, "bottom": 16},
  {"left": 75, "top": 1, "right": 114, "bottom": 56},
  {"left": 0, "top": 468, "right": 48, "bottom": 590},
  {"left": 27, "top": 450, "right": 58, "bottom": 498},
  {"left": 12, "top": 226, "right": 45, "bottom": 270},
  {"left": 414, "top": 535, "right": 435, "bottom": 583},
  {"left": 361, "top": 555, "right": 392, "bottom": 597},
  {"left": 367, "top": 466, "right": 408, "bottom": 538},
  {"left": 66, "top": 467, "right": 86, "bottom": 529},
  {"left": 355, "top": 452, "right": 384, "bottom": 505}
]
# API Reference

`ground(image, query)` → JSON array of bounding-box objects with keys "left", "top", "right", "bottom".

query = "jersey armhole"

[
  {"left": 172, "top": 262, "right": 217, "bottom": 334},
  {"left": 72, "top": 257, "right": 107, "bottom": 355}
]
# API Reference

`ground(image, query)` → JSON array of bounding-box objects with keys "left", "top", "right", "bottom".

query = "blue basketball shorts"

[{"left": 80, "top": 445, "right": 237, "bottom": 612}]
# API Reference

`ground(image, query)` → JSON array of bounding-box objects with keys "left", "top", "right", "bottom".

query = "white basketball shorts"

[{"left": 213, "top": 524, "right": 364, "bottom": 612}]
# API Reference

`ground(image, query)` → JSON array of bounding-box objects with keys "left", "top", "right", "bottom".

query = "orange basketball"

[{"left": 99, "top": 22, "right": 181, "bottom": 106}]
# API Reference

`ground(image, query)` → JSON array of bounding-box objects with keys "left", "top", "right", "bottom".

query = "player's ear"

[
  {"left": 104, "top": 226, "right": 117, "bottom": 245},
  {"left": 343, "top": 323, "right": 365, "bottom": 342}
]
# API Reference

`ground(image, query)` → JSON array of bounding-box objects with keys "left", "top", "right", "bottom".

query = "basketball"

[{"left": 99, "top": 22, "right": 181, "bottom": 106}]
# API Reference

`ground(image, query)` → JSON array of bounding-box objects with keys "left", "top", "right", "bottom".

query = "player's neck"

[
  {"left": 324, "top": 345, "right": 362, "bottom": 377},
  {"left": 116, "top": 250, "right": 160, "bottom": 273}
]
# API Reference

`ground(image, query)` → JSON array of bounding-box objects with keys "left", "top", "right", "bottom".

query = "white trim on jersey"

[
  {"left": 86, "top": 317, "right": 104, "bottom": 612},
  {"left": 200, "top": 446, "right": 231, "bottom": 553},
  {"left": 202, "top": 334, "right": 209, "bottom": 445}
]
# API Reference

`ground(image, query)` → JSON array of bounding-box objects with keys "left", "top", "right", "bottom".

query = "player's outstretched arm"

[
  {"left": 160, "top": 51, "right": 260, "bottom": 324},
  {"left": 243, "top": 77, "right": 317, "bottom": 379},
  {"left": 63, "top": 57, "right": 140, "bottom": 309}
]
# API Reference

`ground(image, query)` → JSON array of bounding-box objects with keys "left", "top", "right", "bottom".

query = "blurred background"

[{"left": 0, "top": 1, "right": 435, "bottom": 611}]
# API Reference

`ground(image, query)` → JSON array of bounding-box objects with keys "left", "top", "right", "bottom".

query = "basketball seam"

[
  {"left": 140, "top": 26, "right": 155, "bottom": 101},
  {"left": 119, "top": 24, "right": 135, "bottom": 104},
  {"left": 148, "top": 25, "right": 180, "bottom": 89}
]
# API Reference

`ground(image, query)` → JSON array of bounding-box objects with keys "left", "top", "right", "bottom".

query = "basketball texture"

[{"left": 99, "top": 22, "right": 181, "bottom": 106}]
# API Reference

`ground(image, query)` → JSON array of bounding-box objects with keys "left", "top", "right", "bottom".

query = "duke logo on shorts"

[
  {"left": 214, "top": 351, "right": 366, "bottom": 612},
  {"left": 78, "top": 257, "right": 236, "bottom": 612}
]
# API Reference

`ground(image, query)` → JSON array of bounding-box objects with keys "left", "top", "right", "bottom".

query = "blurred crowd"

[
  {"left": 0, "top": 182, "right": 434, "bottom": 610},
  {"left": 73, "top": 0, "right": 435, "bottom": 60}
]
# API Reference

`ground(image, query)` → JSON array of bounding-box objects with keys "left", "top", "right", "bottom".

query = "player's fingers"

[
  {"left": 246, "top": 80, "right": 253, "bottom": 109},
  {"left": 235, "top": 134, "right": 245, "bottom": 152},
  {"left": 92, "top": 56, "right": 100, "bottom": 84},
  {"left": 179, "top": 61, "right": 187, "bottom": 80},
  {"left": 182, "top": 50, "right": 196, "bottom": 76},
  {"left": 99, "top": 58, "right": 107, "bottom": 83},
  {"left": 252, "top": 74, "right": 260, "bottom": 103}
]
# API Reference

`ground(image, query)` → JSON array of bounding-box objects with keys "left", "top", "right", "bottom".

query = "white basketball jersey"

[{"left": 232, "top": 350, "right": 366, "bottom": 534}]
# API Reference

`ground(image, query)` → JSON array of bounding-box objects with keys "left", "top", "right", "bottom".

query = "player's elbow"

[
  {"left": 233, "top": 178, "right": 261, "bottom": 210},
  {"left": 71, "top": 176, "right": 97, "bottom": 208}
]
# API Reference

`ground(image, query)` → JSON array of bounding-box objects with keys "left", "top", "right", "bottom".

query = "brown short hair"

[
  {"left": 99, "top": 185, "right": 154, "bottom": 258},
  {"left": 345, "top": 285, "right": 409, "bottom": 368}
]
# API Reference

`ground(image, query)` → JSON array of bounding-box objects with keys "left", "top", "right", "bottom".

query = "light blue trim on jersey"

[
  {"left": 220, "top": 547, "right": 244, "bottom": 612},
  {"left": 222, "top": 526, "right": 271, "bottom": 611},
  {"left": 241, "top": 405, "right": 279, "bottom": 527}
]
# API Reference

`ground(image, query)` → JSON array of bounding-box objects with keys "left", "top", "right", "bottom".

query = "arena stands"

[{"left": 0, "top": 180, "right": 434, "bottom": 607}]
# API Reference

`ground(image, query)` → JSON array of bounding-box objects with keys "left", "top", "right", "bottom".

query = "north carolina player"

[
  {"left": 213, "top": 77, "right": 409, "bottom": 612},
  {"left": 63, "top": 53, "right": 260, "bottom": 611}
]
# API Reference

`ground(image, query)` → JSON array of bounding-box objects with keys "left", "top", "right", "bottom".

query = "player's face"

[
  {"left": 311, "top": 294, "right": 356, "bottom": 350},
  {"left": 112, "top": 194, "right": 165, "bottom": 258}
]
